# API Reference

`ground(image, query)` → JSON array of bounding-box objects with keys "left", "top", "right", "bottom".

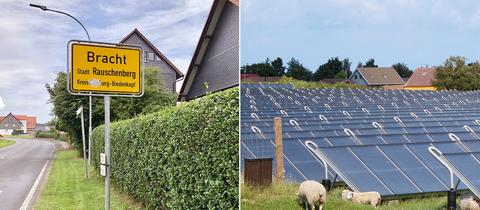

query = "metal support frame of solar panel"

[
  {"left": 241, "top": 84, "right": 480, "bottom": 197},
  {"left": 434, "top": 151, "right": 480, "bottom": 199}
]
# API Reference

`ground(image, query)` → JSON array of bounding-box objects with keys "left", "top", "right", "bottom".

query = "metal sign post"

[
  {"left": 104, "top": 96, "right": 110, "bottom": 210},
  {"left": 88, "top": 96, "right": 92, "bottom": 165},
  {"left": 67, "top": 40, "right": 143, "bottom": 210},
  {"left": 76, "top": 106, "right": 88, "bottom": 179}
]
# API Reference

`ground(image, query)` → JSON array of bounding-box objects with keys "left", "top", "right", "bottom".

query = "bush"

[
  {"left": 92, "top": 88, "right": 239, "bottom": 209},
  {"left": 36, "top": 131, "right": 56, "bottom": 138},
  {"left": 243, "top": 76, "right": 365, "bottom": 89}
]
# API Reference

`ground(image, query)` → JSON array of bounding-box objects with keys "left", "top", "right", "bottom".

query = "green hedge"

[
  {"left": 92, "top": 88, "right": 239, "bottom": 209},
  {"left": 36, "top": 131, "right": 57, "bottom": 138}
]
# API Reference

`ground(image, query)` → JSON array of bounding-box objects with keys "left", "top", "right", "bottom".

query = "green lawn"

[
  {"left": 3, "top": 135, "right": 34, "bottom": 139},
  {"left": 34, "top": 150, "right": 143, "bottom": 210},
  {"left": 0, "top": 139, "right": 15, "bottom": 148},
  {"left": 241, "top": 182, "right": 449, "bottom": 210}
]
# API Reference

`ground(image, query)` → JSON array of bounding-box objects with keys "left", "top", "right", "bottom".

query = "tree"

[
  {"left": 286, "top": 58, "right": 312, "bottom": 81},
  {"left": 433, "top": 56, "right": 480, "bottom": 91},
  {"left": 313, "top": 57, "right": 343, "bottom": 81},
  {"left": 392, "top": 62, "right": 413, "bottom": 78},
  {"left": 335, "top": 71, "right": 347, "bottom": 78},
  {"left": 364, "top": 58, "right": 378, "bottom": 67},
  {"left": 46, "top": 67, "right": 176, "bottom": 150},
  {"left": 271, "top": 57, "right": 286, "bottom": 76},
  {"left": 240, "top": 59, "right": 276, "bottom": 77},
  {"left": 342, "top": 58, "right": 352, "bottom": 78}
]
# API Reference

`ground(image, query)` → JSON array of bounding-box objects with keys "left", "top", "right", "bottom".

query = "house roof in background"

[
  {"left": 356, "top": 67, "right": 405, "bottom": 85},
  {"left": 13, "top": 115, "right": 37, "bottom": 129},
  {"left": 0, "top": 113, "right": 36, "bottom": 129},
  {"left": 120, "top": 28, "right": 184, "bottom": 79},
  {"left": 179, "top": 0, "right": 239, "bottom": 97},
  {"left": 405, "top": 67, "right": 437, "bottom": 87}
]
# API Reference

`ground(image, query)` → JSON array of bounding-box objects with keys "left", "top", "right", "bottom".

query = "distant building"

[
  {"left": 179, "top": 0, "right": 239, "bottom": 101},
  {"left": 120, "top": 29, "right": 184, "bottom": 92},
  {"left": 35, "top": 123, "right": 53, "bottom": 132},
  {"left": 349, "top": 67, "right": 405, "bottom": 88},
  {"left": 240, "top": 74, "right": 282, "bottom": 83},
  {"left": 404, "top": 67, "right": 437, "bottom": 91},
  {"left": 0, "top": 113, "right": 36, "bottom": 135}
]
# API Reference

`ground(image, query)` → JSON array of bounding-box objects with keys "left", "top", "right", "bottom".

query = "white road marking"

[{"left": 19, "top": 158, "right": 50, "bottom": 210}]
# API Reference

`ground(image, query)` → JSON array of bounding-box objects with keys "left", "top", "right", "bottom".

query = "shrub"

[
  {"left": 243, "top": 76, "right": 365, "bottom": 89},
  {"left": 36, "top": 131, "right": 56, "bottom": 138},
  {"left": 92, "top": 88, "right": 239, "bottom": 209}
]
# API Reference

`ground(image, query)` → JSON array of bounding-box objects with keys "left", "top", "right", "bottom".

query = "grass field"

[
  {"left": 34, "top": 150, "right": 143, "bottom": 210},
  {"left": 0, "top": 139, "right": 15, "bottom": 148},
  {"left": 3, "top": 135, "right": 33, "bottom": 139},
  {"left": 241, "top": 182, "right": 449, "bottom": 210}
]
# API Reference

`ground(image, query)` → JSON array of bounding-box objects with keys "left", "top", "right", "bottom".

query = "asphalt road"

[{"left": 0, "top": 138, "right": 54, "bottom": 210}]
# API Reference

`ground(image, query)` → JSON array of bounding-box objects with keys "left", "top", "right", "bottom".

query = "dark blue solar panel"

[
  {"left": 381, "top": 134, "right": 409, "bottom": 144},
  {"left": 405, "top": 134, "right": 432, "bottom": 143},
  {"left": 322, "top": 147, "right": 392, "bottom": 195},
  {"left": 350, "top": 146, "right": 421, "bottom": 195},
  {"left": 282, "top": 140, "right": 332, "bottom": 180},
  {"left": 325, "top": 136, "right": 358, "bottom": 146},
  {"left": 381, "top": 145, "right": 446, "bottom": 192}
]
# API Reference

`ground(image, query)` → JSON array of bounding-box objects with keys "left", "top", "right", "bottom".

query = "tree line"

[{"left": 241, "top": 57, "right": 413, "bottom": 81}]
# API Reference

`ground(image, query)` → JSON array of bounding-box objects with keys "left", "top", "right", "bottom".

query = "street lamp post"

[
  {"left": 29, "top": 4, "right": 94, "bottom": 167},
  {"left": 29, "top": 3, "right": 99, "bottom": 207}
]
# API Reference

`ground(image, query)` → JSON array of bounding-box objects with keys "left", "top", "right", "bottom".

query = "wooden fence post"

[{"left": 274, "top": 117, "right": 284, "bottom": 182}]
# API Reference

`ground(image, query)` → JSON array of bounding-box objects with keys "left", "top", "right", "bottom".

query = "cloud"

[{"left": 0, "top": 96, "right": 5, "bottom": 110}]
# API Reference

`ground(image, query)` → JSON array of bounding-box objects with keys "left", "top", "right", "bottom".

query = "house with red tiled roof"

[
  {"left": 404, "top": 67, "right": 437, "bottom": 91},
  {"left": 0, "top": 113, "right": 36, "bottom": 134}
]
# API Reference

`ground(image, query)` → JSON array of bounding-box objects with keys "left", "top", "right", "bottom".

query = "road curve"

[{"left": 0, "top": 138, "right": 54, "bottom": 210}]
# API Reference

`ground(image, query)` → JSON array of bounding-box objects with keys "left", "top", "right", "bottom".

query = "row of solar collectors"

[
  {"left": 241, "top": 110, "right": 480, "bottom": 124},
  {"left": 242, "top": 96, "right": 480, "bottom": 110},
  {"left": 242, "top": 119, "right": 480, "bottom": 133},
  {"left": 241, "top": 92, "right": 478, "bottom": 104},
  {"left": 315, "top": 141, "right": 480, "bottom": 196},
  {"left": 241, "top": 117, "right": 480, "bottom": 140},
  {"left": 241, "top": 84, "right": 480, "bottom": 96},
  {"left": 242, "top": 93, "right": 480, "bottom": 110},
  {"left": 242, "top": 90, "right": 480, "bottom": 105},
  {"left": 241, "top": 138, "right": 480, "bottom": 196},
  {"left": 241, "top": 84, "right": 480, "bottom": 95},
  {"left": 242, "top": 123, "right": 480, "bottom": 148},
  {"left": 241, "top": 109, "right": 480, "bottom": 123}
]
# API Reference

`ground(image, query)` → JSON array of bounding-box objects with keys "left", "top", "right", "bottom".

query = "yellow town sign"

[{"left": 68, "top": 41, "right": 143, "bottom": 96}]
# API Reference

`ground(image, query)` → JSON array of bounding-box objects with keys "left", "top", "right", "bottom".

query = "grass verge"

[
  {"left": 241, "top": 182, "right": 448, "bottom": 210},
  {"left": 0, "top": 139, "right": 15, "bottom": 148},
  {"left": 34, "top": 150, "right": 143, "bottom": 210},
  {"left": 3, "top": 135, "right": 34, "bottom": 139}
]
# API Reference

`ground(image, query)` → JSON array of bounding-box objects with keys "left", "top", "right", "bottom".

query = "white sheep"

[
  {"left": 297, "top": 180, "right": 327, "bottom": 210},
  {"left": 341, "top": 189, "right": 381, "bottom": 208},
  {"left": 459, "top": 192, "right": 480, "bottom": 210}
]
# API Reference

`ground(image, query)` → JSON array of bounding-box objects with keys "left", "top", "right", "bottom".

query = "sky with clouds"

[
  {"left": 241, "top": 0, "right": 480, "bottom": 71},
  {"left": 0, "top": 0, "right": 213, "bottom": 123}
]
